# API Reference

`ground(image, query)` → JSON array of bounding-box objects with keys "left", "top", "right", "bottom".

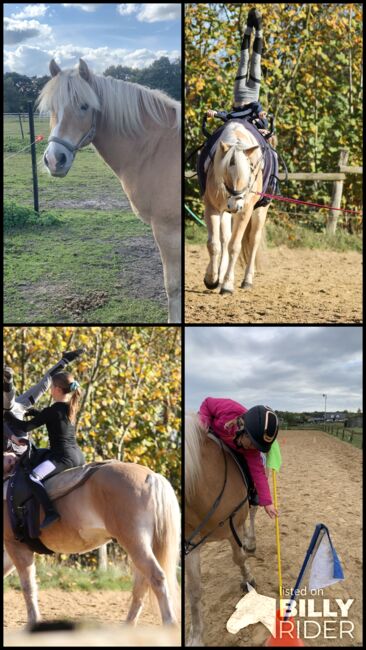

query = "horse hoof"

[
  {"left": 204, "top": 277, "right": 219, "bottom": 290},
  {"left": 243, "top": 543, "right": 256, "bottom": 554},
  {"left": 220, "top": 287, "right": 233, "bottom": 295},
  {"left": 240, "top": 281, "right": 253, "bottom": 290},
  {"left": 240, "top": 578, "right": 256, "bottom": 592}
]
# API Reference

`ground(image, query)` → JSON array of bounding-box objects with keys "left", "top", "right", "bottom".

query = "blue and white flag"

[
  {"left": 284, "top": 523, "right": 344, "bottom": 620},
  {"left": 308, "top": 524, "right": 344, "bottom": 590}
]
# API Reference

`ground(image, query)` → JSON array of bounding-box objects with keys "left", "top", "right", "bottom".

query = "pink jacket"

[{"left": 199, "top": 397, "right": 272, "bottom": 506}]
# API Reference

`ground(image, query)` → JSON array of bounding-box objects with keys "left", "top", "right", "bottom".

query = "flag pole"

[{"left": 272, "top": 468, "right": 283, "bottom": 616}]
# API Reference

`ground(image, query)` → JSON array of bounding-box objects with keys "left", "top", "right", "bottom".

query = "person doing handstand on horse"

[
  {"left": 4, "top": 371, "right": 86, "bottom": 530},
  {"left": 199, "top": 397, "right": 278, "bottom": 518},
  {"left": 206, "top": 8, "right": 271, "bottom": 137}
]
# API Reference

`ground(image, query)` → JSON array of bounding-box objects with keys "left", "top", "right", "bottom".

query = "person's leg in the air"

[{"left": 233, "top": 8, "right": 263, "bottom": 107}]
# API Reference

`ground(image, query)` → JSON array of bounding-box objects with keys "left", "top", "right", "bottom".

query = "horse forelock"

[
  {"left": 36, "top": 69, "right": 101, "bottom": 115},
  {"left": 213, "top": 139, "right": 251, "bottom": 192}
]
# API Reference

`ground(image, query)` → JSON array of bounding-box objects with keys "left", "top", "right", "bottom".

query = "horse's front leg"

[
  {"left": 186, "top": 547, "right": 204, "bottom": 646},
  {"left": 241, "top": 206, "right": 268, "bottom": 289},
  {"left": 4, "top": 540, "right": 41, "bottom": 627},
  {"left": 151, "top": 220, "right": 181, "bottom": 323},
  {"left": 4, "top": 548, "right": 15, "bottom": 577},
  {"left": 229, "top": 535, "right": 256, "bottom": 592},
  {"left": 204, "top": 204, "right": 221, "bottom": 290},
  {"left": 243, "top": 505, "right": 257, "bottom": 553},
  {"left": 220, "top": 207, "right": 252, "bottom": 295},
  {"left": 218, "top": 211, "right": 232, "bottom": 286}
]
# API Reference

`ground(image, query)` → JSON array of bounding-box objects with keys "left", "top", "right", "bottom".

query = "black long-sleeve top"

[{"left": 6, "top": 402, "right": 83, "bottom": 462}]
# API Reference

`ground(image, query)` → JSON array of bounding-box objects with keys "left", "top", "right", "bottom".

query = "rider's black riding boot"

[{"left": 28, "top": 475, "right": 61, "bottom": 529}]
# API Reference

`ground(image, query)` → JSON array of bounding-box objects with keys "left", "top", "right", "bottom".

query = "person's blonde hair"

[
  {"left": 52, "top": 372, "right": 81, "bottom": 425},
  {"left": 224, "top": 415, "right": 245, "bottom": 431}
]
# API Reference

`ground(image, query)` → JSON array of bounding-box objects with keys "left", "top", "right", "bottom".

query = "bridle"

[
  {"left": 47, "top": 109, "right": 97, "bottom": 157},
  {"left": 223, "top": 144, "right": 264, "bottom": 211}
]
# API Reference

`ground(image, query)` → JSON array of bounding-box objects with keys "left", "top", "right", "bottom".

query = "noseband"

[{"left": 47, "top": 109, "right": 96, "bottom": 157}]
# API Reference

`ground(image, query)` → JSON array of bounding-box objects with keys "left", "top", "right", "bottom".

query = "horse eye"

[{"left": 80, "top": 104, "right": 89, "bottom": 111}]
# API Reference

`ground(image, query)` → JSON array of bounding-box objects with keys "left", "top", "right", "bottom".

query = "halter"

[{"left": 47, "top": 109, "right": 97, "bottom": 157}]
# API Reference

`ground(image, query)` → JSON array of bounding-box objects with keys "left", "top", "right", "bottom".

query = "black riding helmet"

[{"left": 238, "top": 405, "right": 279, "bottom": 452}]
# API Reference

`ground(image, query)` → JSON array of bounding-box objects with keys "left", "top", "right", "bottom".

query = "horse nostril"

[
  {"left": 44, "top": 154, "right": 49, "bottom": 168},
  {"left": 58, "top": 153, "right": 67, "bottom": 168}
]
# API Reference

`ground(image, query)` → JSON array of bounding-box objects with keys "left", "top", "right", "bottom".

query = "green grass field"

[{"left": 4, "top": 116, "right": 167, "bottom": 323}]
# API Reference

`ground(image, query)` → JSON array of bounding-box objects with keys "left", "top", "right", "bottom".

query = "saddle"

[
  {"left": 5, "top": 454, "right": 118, "bottom": 555},
  {"left": 197, "top": 118, "right": 279, "bottom": 208},
  {"left": 208, "top": 432, "right": 259, "bottom": 507}
]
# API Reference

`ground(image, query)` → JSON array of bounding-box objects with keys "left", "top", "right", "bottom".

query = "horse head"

[
  {"left": 38, "top": 59, "right": 100, "bottom": 177},
  {"left": 216, "top": 140, "right": 260, "bottom": 213}
]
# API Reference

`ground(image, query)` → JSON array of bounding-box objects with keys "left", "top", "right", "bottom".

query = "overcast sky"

[
  {"left": 4, "top": 3, "right": 181, "bottom": 76},
  {"left": 185, "top": 327, "right": 362, "bottom": 413}
]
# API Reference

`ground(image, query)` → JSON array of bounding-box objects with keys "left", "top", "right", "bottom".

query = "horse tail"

[
  {"left": 151, "top": 473, "right": 181, "bottom": 621},
  {"left": 241, "top": 211, "right": 267, "bottom": 272},
  {"left": 185, "top": 412, "right": 207, "bottom": 502}
]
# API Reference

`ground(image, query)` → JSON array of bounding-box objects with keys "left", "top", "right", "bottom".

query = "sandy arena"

[
  {"left": 185, "top": 245, "right": 362, "bottom": 324},
  {"left": 185, "top": 429, "right": 362, "bottom": 646}
]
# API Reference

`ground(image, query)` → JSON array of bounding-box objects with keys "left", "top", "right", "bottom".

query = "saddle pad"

[
  {"left": 44, "top": 459, "right": 119, "bottom": 501},
  {"left": 197, "top": 118, "right": 278, "bottom": 209}
]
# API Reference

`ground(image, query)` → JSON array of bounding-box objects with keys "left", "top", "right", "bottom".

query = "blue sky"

[
  {"left": 4, "top": 3, "right": 181, "bottom": 76},
  {"left": 185, "top": 326, "right": 362, "bottom": 413}
]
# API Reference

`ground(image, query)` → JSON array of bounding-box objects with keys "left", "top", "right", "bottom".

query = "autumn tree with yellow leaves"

[
  {"left": 4, "top": 326, "right": 181, "bottom": 496},
  {"left": 185, "top": 3, "right": 362, "bottom": 231}
]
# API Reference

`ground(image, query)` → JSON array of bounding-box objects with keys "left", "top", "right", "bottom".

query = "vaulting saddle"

[
  {"left": 4, "top": 447, "right": 116, "bottom": 555},
  {"left": 197, "top": 118, "right": 279, "bottom": 208},
  {"left": 208, "top": 431, "right": 259, "bottom": 507}
]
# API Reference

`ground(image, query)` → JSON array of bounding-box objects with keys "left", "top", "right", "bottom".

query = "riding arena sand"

[
  {"left": 185, "top": 245, "right": 362, "bottom": 324},
  {"left": 4, "top": 589, "right": 180, "bottom": 646},
  {"left": 185, "top": 429, "right": 362, "bottom": 646}
]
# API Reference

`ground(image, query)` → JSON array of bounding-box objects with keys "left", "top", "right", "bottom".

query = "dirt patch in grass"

[
  {"left": 116, "top": 237, "right": 166, "bottom": 304},
  {"left": 45, "top": 196, "right": 132, "bottom": 212},
  {"left": 16, "top": 237, "right": 166, "bottom": 322}
]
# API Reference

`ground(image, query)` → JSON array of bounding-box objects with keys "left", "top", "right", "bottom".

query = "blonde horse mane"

[
  {"left": 185, "top": 412, "right": 208, "bottom": 501},
  {"left": 36, "top": 64, "right": 181, "bottom": 138}
]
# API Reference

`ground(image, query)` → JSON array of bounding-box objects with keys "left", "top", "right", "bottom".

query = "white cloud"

[
  {"left": 11, "top": 4, "right": 49, "bottom": 19},
  {"left": 117, "top": 4, "right": 138, "bottom": 16},
  {"left": 4, "top": 44, "right": 180, "bottom": 76},
  {"left": 4, "top": 17, "right": 53, "bottom": 45},
  {"left": 137, "top": 4, "right": 181, "bottom": 22},
  {"left": 117, "top": 3, "right": 181, "bottom": 22},
  {"left": 4, "top": 46, "right": 53, "bottom": 77},
  {"left": 61, "top": 4, "right": 105, "bottom": 11}
]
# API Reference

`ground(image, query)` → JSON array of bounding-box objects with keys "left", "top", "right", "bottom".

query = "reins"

[{"left": 185, "top": 437, "right": 249, "bottom": 555}]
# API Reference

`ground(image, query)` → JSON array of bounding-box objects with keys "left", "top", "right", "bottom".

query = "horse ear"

[
  {"left": 220, "top": 141, "right": 231, "bottom": 155},
  {"left": 242, "top": 144, "right": 260, "bottom": 156},
  {"left": 49, "top": 59, "right": 61, "bottom": 77},
  {"left": 79, "top": 58, "right": 90, "bottom": 82}
]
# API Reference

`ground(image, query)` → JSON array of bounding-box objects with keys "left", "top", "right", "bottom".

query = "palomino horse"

[
  {"left": 37, "top": 59, "right": 181, "bottom": 323},
  {"left": 4, "top": 453, "right": 180, "bottom": 628},
  {"left": 201, "top": 119, "right": 273, "bottom": 295},
  {"left": 185, "top": 414, "right": 257, "bottom": 646}
]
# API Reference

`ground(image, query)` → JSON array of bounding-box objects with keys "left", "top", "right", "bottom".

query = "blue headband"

[{"left": 69, "top": 380, "right": 80, "bottom": 392}]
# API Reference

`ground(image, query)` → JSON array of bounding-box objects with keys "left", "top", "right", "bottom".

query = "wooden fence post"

[{"left": 327, "top": 149, "right": 349, "bottom": 234}]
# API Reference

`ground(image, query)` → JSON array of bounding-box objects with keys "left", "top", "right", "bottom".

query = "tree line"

[{"left": 4, "top": 56, "right": 181, "bottom": 113}]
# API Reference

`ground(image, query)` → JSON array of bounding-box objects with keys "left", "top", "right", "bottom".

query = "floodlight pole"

[{"left": 322, "top": 394, "right": 327, "bottom": 422}]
